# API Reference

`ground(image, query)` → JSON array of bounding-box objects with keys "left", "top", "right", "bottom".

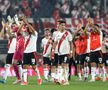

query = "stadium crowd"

[{"left": 0, "top": 0, "right": 108, "bottom": 19}]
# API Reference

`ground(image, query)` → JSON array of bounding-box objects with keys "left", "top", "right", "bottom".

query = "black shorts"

[
  {"left": 75, "top": 53, "right": 90, "bottom": 65},
  {"left": 75, "top": 55, "right": 80, "bottom": 64},
  {"left": 103, "top": 53, "right": 108, "bottom": 66},
  {"left": 90, "top": 50, "right": 103, "bottom": 64},
  {"left": 23, "top": 52, "right": 37, "bottom": 65},
  {"left": 52, "top": 53, "right": 59, "bottom": 66},
  {"left": 82, "top": 53, "right": 90, "bottom": 63},
  {"left": 6, "top": 53, "right": 14, "bottom": 64},
  {"left": 43, "top": 57, "right": 51, "bottom": 65},
  {"left": 58, "top": 54, "right": 69, "bottom": 65}
]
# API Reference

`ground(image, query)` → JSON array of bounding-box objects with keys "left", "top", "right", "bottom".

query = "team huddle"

[{"left": 0, "top": 15, "right": 108, "bottom": 85}]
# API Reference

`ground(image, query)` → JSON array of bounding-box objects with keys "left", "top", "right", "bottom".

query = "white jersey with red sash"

[
  {"left": 8, "top": 38, "right": 16, "bottom": 53},
  {"left": 42, "top": 37, "right": 52, "bottom": 57},
  {"left": 90, "top": 31, "right": 102, "bottom": 52},
  {"left": 54, "top": 31, "right": 72, "bottom": 55},
  {"left": 24, "top": 31, "right": 38, "bottom": 53}
]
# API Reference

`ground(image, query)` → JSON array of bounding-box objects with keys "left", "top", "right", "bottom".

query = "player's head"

[
  {"left": 94, "top": 24, "right": 100, "bottom": 30},
  {"left": 21, "top": 24, "right": 31, "bottom": 37},
  {"left": 57, "top": 19, "right": 64, "bottom": 30},
  {"left": 11, "top": 22, "right": 17, "bottom": 28},
  {"left": 93, "top": 24, "right": 100, "bottom": 33},
  {"left": 44, "top": 28, "right": 51, "bottom": 37},
  {"left": 75, "top": 33, "right": 80, "bottom": 40},
  {"left": 11, "top": 22, "right": 19, "bottom": 33},
  {"left": 59, "top": 19, "right": 66, "bottom": 32},
  {"left": 22, "top": 22, "right": 35, "bottom": 36}
]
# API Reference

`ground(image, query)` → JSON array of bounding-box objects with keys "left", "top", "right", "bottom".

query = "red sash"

[
  {"left": 90, "top": 32, "right": 101, "bottom": 50},
  {"left": 58, "top": 31, "right": 68, "bottom": 53},
  {"left": 33, "top": 52, "right": 39, "bottom": 61},
  {"left": 24, "top": 35, "right": 30, "bottom": 50},
  {"left": 8, "top": 39, "right": 12, "bottom": 51},
  {"left": 43, "top": 37, "right": 52, "bottom": 55}
]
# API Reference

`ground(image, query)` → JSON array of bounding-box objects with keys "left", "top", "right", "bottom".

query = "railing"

[{"left": 0, "top": 40, "right": 8, "bottom": 54}]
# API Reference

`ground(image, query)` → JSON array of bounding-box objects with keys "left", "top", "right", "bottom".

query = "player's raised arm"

[
  {"left": 22, "top": 16, "right": 36, "bottom": 35},
  {"left": 0, "top": 21, "right": 5, "bottom": 38},
  {"left": 17, "top": 20, "right": 24, "bottom": 34},
  {"left": 72, "top": 22, "right": 82, "bottom": 42}
]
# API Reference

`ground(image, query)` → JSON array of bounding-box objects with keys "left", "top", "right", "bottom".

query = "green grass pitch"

[{"left": 0, "top": 76, "right": 108, "bottom": 90}]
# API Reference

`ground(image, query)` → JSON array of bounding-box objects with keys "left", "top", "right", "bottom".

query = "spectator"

[
  {"left": 0, "top": 0, "right": 10, "bottom": 17},
  {"left": 0, "top": 0, "right": 107, "bottom": 19},
  {"left": 71, "top": 7, "right": 79, "bottom": 18},
  {"left": 24, "top": 7, "right": 32, "bottom": 17},
  {"left": 92, "top": 6, "right": 100, "bottom": 18},
  {"left": 78, "top": 4, "right": 90, "bottom": 18}
]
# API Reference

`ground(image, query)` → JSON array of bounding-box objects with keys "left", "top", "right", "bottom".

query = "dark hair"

[
  {"left": 51, "top": 28, "right": 57, "bottom": 34},
  {"left": 12, "top": 22, "right": 16, "bottom": 24},
  {"left": 82, "top": 26, "right": 85, "bottom": 30},
  {"left": 57, "top": 19, "right": 66, "bottom": 24},
  {"left": 45, "top": 28, "right": 50, "bottom": 31},
  {"left": 94, "top": 24, "right": 100, "bottom": 27}
]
